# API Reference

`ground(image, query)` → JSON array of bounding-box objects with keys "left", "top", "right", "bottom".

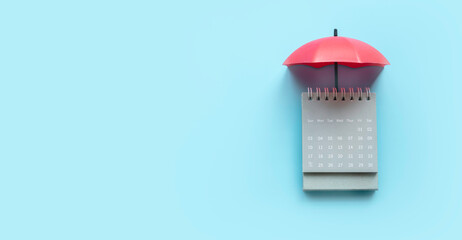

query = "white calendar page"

[{"left": 301, "top": 92, "right": 377, "bottom": 173}]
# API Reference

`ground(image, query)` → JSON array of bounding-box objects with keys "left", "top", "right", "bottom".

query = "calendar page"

[{"left": 301, "top": 92, "right": 377, "bottom": 173}]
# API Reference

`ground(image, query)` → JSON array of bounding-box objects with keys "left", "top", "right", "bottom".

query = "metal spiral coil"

[{"left": 306, "top": 88, "right": 372, "bottom": 101}]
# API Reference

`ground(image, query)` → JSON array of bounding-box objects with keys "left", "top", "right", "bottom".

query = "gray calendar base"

[{"left": 303, "top": 173, "right": 378, "bottom": 191}]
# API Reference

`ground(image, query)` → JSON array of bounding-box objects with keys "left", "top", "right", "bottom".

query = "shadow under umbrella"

[{"left": 288, "top": 64, "right": 383, "bottom": 91}]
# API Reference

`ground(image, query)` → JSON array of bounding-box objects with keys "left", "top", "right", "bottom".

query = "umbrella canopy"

[{"left": 283, "top": 29, "right": 389, "bottom": 89}]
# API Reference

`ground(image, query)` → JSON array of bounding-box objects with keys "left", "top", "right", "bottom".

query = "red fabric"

[{"left": 283, "top": 36, "right": 390, "bottom": 68}]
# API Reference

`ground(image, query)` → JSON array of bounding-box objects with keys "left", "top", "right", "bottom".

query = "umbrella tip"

[{"left": 334, "top": 29, "right": 338, "bottom": 36}]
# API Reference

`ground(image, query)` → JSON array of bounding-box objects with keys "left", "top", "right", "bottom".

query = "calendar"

[{"left": 302, "top": 88, "right": 378, "bottom": 190}]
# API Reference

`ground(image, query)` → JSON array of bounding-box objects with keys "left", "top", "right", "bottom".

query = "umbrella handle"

[{"left": 334, "top": 62, "right": 338, "bottom": 90}]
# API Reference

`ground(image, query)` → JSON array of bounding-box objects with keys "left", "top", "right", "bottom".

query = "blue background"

[{"left": 1, "top": 0, "right": 461, "bottom": 239}]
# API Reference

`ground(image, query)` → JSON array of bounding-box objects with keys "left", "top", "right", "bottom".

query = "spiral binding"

[{"left": 306, "top": 88, "right": 372, "bottom": 101}]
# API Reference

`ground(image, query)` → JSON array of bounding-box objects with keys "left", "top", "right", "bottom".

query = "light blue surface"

[{"left": 1, "top": 0, "right": 461, "bottom": 239}]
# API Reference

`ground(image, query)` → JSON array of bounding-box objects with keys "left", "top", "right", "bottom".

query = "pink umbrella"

[{"left": 284, "top": 29, "right": 389, "bottom": 89}]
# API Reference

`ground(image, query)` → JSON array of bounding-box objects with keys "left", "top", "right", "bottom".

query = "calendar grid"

[{"left": 302, "top": 92, "right": 378, "bottom": 173}]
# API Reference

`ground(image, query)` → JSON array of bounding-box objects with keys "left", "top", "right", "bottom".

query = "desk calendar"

[{"left": 302, "top": 88, "right": 378, "bottom": 190}]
